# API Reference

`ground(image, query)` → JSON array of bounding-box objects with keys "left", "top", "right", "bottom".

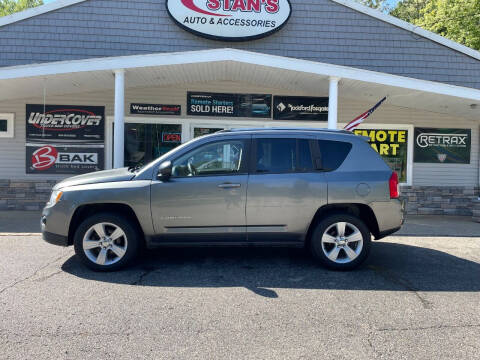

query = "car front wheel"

[
  {"left": 73, "top": 213, "right": 140, "bottom": 271},
  {"left": 310, "top": 214, "right": 371, "bottom": 270}
]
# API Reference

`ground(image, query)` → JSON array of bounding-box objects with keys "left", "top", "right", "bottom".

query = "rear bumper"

[
  {"left": 375, "top": 226, "right": 401, "bottom": 240},
  {"left": 371, "top": 198, "right": 405, "bottom": 239}
]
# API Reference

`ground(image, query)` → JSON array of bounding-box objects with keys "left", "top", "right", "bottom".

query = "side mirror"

[{"left": 157, "top": 161, "right": 172, "bottom": 181}]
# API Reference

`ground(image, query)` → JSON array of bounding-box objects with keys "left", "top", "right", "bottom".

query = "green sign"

[
  {"left": 414, "top": 128, "right": 471, "bottom": 164},
  {"left": 354, "top": 129, "right": 408, "bottom": 183}
]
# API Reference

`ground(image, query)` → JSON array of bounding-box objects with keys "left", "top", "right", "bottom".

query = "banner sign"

[
  {"left": 166, "top": 0, "right": 292, "bottom": 41},
  {"left": 273, "top": 96, "right": 328, "bottom": 121},
  {"left": 26, "top": 104, "right": 105, "bottom": 143},
  {"left": 414, "top": 128, "right": 471, "bottom": 164},
  {"left": 130, "top": 103, "right": 181, "bottom": 116},
  {"left": 187, "top": 92, "right": 271, "bottom": 118},
  {"left": 26, "top": 144, "right": 105, "bottom": 175},
  {"left": 354, "top": 129, "right": 408, "bottom": 183}
]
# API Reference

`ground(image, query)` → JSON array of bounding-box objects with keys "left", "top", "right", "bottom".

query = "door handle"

[{"left": 218, "top": 183, "right": 241, "bottom": 189}]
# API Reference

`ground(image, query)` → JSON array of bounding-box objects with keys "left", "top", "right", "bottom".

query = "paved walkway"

[{"left": 0, "top": 211, "right": 478, "bottom": 237}]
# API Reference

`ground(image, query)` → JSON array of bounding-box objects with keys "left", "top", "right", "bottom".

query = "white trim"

[
  {"left": 0, "top": 113, "right": 14, "bottom": 138},
  {"left": 340, "top": 123, "right": 414, "bottom": 186},
  {"left": 331, "top": 0, "right": 480, "bottom": 62},
  {"left": 0, "top": 49, "right": 479, "bottom": 101},
  {"left": 0, "top": 0, "right": 87, "bottom": 27}
]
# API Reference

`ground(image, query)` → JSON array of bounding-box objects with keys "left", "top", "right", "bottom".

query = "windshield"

[{"left": 133, "top": 136, "right": 203, "bottom": 174}]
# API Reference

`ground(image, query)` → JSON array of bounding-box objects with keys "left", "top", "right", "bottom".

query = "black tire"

[
  {"left": 73, "top": 212, "right": 141, "bottom": 271},
  {"left": 310, "top": 214, "right": 371, "bottom": 271}
]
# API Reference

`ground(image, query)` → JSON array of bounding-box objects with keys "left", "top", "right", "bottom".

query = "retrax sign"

[{"left": 166, "top": 0, "right": 292, "bottom": 41}]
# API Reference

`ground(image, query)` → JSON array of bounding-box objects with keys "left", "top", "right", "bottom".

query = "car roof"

[{"left": 222, "top": 127, "right": 353, "bottom": 135}]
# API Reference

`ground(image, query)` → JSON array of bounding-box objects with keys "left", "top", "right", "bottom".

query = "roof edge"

[
  {"left": 331, "top": 0, "right": 480, "bottom": 62},
  {"left": 0, "top": 0, "right": 87, "bottom": 27},
  {"left": 0, "top": 48, "right": 479, "bottom": 101}
]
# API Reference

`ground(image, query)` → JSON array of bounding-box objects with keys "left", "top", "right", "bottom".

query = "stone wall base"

[
  {"left": 473, "top": 200, "right": 480, "bottom": 223},
  {"left": 0, "top": 180, "right": 57, "bottom": 211},
  {"left": 400, "top": 186, "right": 479, "bottom": 217},
  {"left": 0, "top": 180, "right": 479, "bottom": 215}
]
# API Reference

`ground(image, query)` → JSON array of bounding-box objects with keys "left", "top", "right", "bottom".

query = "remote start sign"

[{"left": 166, "top": 0, "right": 292, "bottom": 41}]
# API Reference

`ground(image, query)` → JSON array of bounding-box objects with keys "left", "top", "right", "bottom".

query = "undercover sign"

[
  {"left": 187, "top": 92, "right": 271, "bottom": 118},
  {"left": 166, "top": 0, "right": 291, "bottom": 41},
  {"left": 26, "top": 104, "right": 105, "bottom": 143},
  {"left": 273, "top": 96, "right": 328, "bottom": 121},
  {"left": 130, "top": 103, "right": 181, "bottom": 116},
  {"left": 26, "top": 144, "right": 105, "bottom": 174},
  {"left": 414, "top": 128, "right": 471, "bottom": 164}
]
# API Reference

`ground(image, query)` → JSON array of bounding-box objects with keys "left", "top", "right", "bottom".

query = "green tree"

[
  {"left": 355, "top": 0, "right": 388, "bottom": 10},
  {"left": 390, "top": 0, "right": 428, "bottom": 24},
  {"left": 390, "top": 0, "right": 480, "bottom": 50},
  {"left": 418, "top": 0, "right": 480, "bottom": 50},
  {"left": 0, "top": 0, "right": 43, "bottom": 17}
]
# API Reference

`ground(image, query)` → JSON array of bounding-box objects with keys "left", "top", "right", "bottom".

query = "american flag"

[{"left": 344, "top": 97, "right": 387, "bottom": 131}]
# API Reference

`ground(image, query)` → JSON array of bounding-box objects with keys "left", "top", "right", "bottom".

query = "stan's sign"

[{"left": 166, "top": 0, "right": 292, "bottom": 41}]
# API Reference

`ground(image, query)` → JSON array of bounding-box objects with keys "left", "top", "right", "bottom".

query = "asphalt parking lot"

[{"left": 0, "top": 214, "right": 479, "bottom": 359}]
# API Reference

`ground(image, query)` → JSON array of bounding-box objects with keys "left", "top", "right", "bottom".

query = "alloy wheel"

[
  {"left": 82, "top": 222, "right": 128, "bottom": 266},
  {"left": 321, "top": 222, "right": 364, "bottom": 264}
]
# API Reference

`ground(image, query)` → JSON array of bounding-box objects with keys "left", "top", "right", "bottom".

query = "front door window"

[{"left": 172, "top": 140, "right": 245, "bottom": 177}]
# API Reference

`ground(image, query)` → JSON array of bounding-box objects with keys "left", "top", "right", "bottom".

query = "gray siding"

[
  {"left": 0, "top": 0, "right": 480, "bottom": 89},
  {"left": 0, "top": 82, "right": 477, "bottom": 186}
]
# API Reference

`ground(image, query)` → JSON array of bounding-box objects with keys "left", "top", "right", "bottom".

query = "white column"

[
  {"left": 328, "top": 77, "right": 340, "bottom": 130},
  {"left": 113, "top": 69, "right": 125, "bottom": 168}
]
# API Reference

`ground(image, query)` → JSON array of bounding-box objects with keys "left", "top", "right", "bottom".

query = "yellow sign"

[{"left": 354, "top": 129, "right": 408, "bottom": 183}]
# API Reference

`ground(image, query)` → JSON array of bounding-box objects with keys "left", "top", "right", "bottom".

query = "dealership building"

[{"left": 0, "top": 0, "right": 479, "bottom": 217}]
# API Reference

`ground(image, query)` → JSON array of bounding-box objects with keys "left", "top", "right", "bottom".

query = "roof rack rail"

[{"left": 221, "top": 127, "right": 353, "bottom": 135}]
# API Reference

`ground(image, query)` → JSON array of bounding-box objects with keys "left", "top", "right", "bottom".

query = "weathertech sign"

[
  {"left": 26, "top": 144, "right": 105, "bottom": 174},
  {"left": 26, "top": 104, "right": 105, "bottom": 142},
  {"left": 166, "top": 0, "right": 292, "bottom": 41}
]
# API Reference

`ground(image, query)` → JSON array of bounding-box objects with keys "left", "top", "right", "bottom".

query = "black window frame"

[
  {"left": 170, "top": 138, "right": 250, "bottom": 178},
  {"left": 250, "top": 137, "right": 316, "bottom": 175}
]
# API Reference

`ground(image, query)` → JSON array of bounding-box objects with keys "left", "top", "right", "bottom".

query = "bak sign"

[{"left": 166, "top": 0, "right": 292, "bottom": 41}]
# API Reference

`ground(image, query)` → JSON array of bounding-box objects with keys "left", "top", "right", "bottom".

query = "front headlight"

[{"left": 48, "top": 190, "right": 63, "bottom": 206}]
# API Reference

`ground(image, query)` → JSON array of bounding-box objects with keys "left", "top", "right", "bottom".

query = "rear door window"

[
  {"left": 317, "top": 140, "right": 352, "bottom": 171},
  {"left": 254, "top": 138, "right": 313, "bottom": 173}
]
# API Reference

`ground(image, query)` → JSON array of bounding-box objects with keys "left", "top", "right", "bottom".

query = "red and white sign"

[
  {"left": 166, "top": 0, "right": 292, "bottom": 41},
  {"left": 26, "top": 144, "right": 104, "bottom": 174}
]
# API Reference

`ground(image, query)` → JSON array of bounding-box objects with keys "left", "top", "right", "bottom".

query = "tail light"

[{"left": 389, "top": 171, "right": 399, "bottom": 199}]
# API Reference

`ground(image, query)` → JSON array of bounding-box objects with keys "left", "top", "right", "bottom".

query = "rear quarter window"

[{"left": 318, "top": 140, "right": 352, "bottom": 171}]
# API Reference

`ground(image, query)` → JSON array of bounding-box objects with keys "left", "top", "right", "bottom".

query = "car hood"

[{"left": 54, "top": 168, "right": 136, "bottom": 190}]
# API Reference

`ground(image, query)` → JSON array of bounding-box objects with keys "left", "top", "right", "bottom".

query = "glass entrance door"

[
  {"left": 124, "top": 123, "right": 182, "bottom": 168},
  {"left": 193, "top": 126, "right": 224, "bottom": 138}
]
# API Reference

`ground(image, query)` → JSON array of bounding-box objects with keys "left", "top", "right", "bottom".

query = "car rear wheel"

[
  {"left": 73, "top": 213, "right": 140, "bottom": 271},
  {"left": 310, "top": 214, "right": 371, "bottom": 270}
]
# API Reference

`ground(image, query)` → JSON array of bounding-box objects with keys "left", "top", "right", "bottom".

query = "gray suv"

[{"left": 41, "top": 128, "right": 404, "bottom": 271}]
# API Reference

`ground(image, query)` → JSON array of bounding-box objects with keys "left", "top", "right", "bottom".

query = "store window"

[
  {"left": 124, "top": 123, "right": 182, "bottom": 168},
  {"left": 172, "top": 140, "right": 245, "bottom": 177},
  {"left": 193, "top": 127, "right": 224, "bottom": 138},
  {"left": 0, "top": 113, "right": 14, "bottom": 138}
]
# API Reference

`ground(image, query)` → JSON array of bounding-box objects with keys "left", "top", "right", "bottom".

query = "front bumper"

[
  {"left": 42, "top": 229, "right": 68, "bottom": 246},
  {"left": 41, "top": 199, "right": 73, "bottom": 247}
]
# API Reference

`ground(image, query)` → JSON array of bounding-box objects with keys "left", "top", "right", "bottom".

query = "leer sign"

[{"left": 166, "top": 0, "right": 292, "bottom": 41}]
